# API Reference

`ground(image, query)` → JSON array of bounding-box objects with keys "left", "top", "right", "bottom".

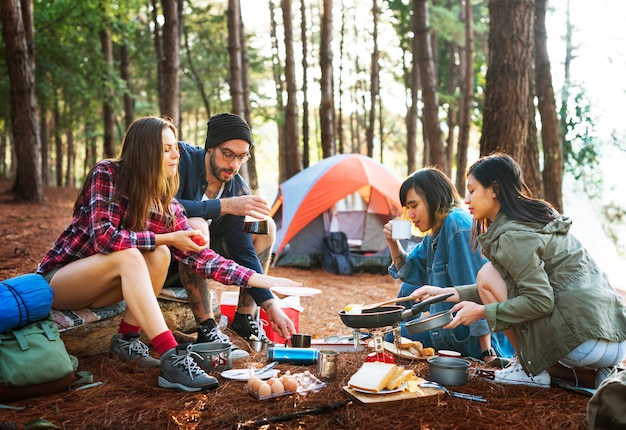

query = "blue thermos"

[{"left": 267, "top": 347, "right": 318, "bottom": 365}]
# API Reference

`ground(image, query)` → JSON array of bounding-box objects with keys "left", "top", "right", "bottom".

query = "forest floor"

[{"left": 0, "top": 179, "right": 608, "bottom": 429}]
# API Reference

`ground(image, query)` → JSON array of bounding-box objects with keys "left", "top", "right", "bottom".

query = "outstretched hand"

[
  {"left": 445, "top": 301, "right": 485, "bottom": 329},
  {"left": 221, "top": 195, "right": 271, "bottom": 219}
]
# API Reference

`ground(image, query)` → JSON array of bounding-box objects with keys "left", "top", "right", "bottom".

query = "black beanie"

[{"left": 204, "top": 113, "right": 252, "bottom": 151}]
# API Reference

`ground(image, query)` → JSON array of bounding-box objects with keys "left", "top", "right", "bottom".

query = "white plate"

[
  {"left": 351, "top": 383, "right": 407, "bottom": 395},
  {"left": 220, "top": 369, "right": 276, "bottom": 381},
  {"left": 271, "top": 286, "right": 322, "bottom": 296}
]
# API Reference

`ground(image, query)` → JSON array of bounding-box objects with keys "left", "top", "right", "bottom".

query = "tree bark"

[
  {"left": 414, "top": 0, "right": 446, "bottom": 171},
  {"left": 319, "top": 0, "right": 335, "bottom": 158},
  {"left": 160, "top": 0, "right": 181, "bottom": 128},
  {"left": 301, "top": 0, "right": 310, "bottom": 167},
  {"left": 282, "top": 0, "right": 301, "bottom": 178},
  {"left": 535, "top": 0, "right": 563, "bottom": 211},
  {"left": 99, "top": 27, "right": 116, "bottom": 158},
  {"left": 119, "top": 42, "right": 135, "bottom": 130},
  {"left": 456, "top": 0, "right": 473, "bottom": 194},
  {"left": 1, "top": 0, "right": 43, "bottom": 201},
  {"left": 479, "top": 0, "right": 534, "bottom": 165},
  {"left": 366, "top": 0, "right": 379, "bottom": 159}
]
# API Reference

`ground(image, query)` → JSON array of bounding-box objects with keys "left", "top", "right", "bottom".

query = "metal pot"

[
  {"left": 427, "top": 356, "right": 471, "bottom": 386},
  {"left": 338, "top": 293, "right": 454, "bottom": 329},
  {"left": 405, "top": 309, "right": 453, "bottom": 335}
]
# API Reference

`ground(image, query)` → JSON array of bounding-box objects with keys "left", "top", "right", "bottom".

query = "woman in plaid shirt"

[{"left": 37, "top": 116, "right": 301, "bottom": 392}]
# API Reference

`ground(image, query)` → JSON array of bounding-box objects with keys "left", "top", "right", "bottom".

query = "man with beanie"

[{"left": 165, "top": 113, "right": 295, "bottom": 357}]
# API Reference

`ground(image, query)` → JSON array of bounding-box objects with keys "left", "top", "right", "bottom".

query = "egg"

[
  {"left": 271, "top": 380, "right": 285, "bottom": 394},
  {"left": 345, "top": 304, "right": 363, "bottom": 314},
  {"left": 247, "top": 376, "right": 262, "bottom": 392},
  {"left": 266, "top": 377, "right": 277, "bottom": 386},
  {"left": 257, "top": 382, "right": 272, "bottom": 398},
  {"left": 283, "top": 377, "right": 298, "bottom": 392}
]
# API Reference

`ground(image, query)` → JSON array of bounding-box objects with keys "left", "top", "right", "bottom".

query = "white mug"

[{"left": 392, "top": 220, "right": 412, "bottom": 240}]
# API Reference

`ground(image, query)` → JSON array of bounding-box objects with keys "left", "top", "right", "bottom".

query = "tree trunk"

[
  {"left": 1, "top": 0, "right": 43, "bottom": 201},
  {"left": 535, "top": 0, "right": 563, "bottom": 211},
  {"left": 99, "top": 27, "right": 116, "bottom": 158},
  {"left": 319, "top": 0, "right": 335, "bottom": 158},
  {"left": 151, "top": 0, "right": 164, "bottom": 113},
  {"left": 414, "top": 0, "right": 446, "bottom": 171},
  {"left": 456, "top": 0, "right": 473, "bottom": 194},
  {"left": 366, "top": 0, "right": 380, "bottom": 159},
  {"left": 406, "top": 3, "right": 420, "bottom": 175},
  {"left": 301, "top": 0, "right": 310, "bottom": 167},
  {"left": 479, "top": 0, "right": 534, "bottom": 164},
  {"left": 282, "top": 0, "right": 301, "bottom": 178},
  {"left": 119, "top": 42, "right": 134, "bottom": 130},
  {"left": 160, "top": 0, "right": 181, "bottom": 129},
  {"left": 65, "top": 127, "right": 75, "bottom": 188},
  {"left": 238, "top": 6, "right": 258, "bottom": 193},
  {"left": 268, "top": 0, "right": 286, "bottom": 182},
  {"left": 53, "top": 98, "right": 62, "bottom": 186}
]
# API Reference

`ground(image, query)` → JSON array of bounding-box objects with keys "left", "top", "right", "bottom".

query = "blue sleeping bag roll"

[{"left": 0, "top": 274, "right": 54, "bottom": 333}]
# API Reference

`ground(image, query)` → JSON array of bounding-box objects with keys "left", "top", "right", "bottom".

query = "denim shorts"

[{"left": 560, "top": 339, "right": 626, "bottom": 368}]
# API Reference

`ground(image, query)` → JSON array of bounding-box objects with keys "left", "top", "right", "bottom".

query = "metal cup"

[
  {"left": 316, "top": 350, "right": 338, "bottom": 381},
  {"left": 288, "top": 334, "right": 312, "bottom": 348},
  {"left": 241, "top": 218, "right": 269, "bottom": 235}
]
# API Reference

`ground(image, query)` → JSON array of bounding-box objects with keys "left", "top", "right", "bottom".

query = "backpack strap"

[{"left": 68, "top": 370, "right": 102, "bottom": 391}]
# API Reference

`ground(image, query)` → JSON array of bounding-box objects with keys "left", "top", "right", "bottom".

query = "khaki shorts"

[{"left": 41, "top": 268, "right": 60, "bottom": 284}]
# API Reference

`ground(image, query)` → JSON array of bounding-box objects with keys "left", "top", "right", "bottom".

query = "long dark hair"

[
  {"left": 75, "top": 116, "right": 179, "bottom": 231},
  {"left": 399, "top": 167, "right": 462, "bottom": 235},
  {"left": 467, "top": 153, "right": 557, "bottom": 237}
]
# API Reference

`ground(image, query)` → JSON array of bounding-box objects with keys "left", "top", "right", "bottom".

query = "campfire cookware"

[
  {"left": 338, "top": 293, "right": 454, "bottom": 329},
  {"left": 405, "top": 309, "right": 454, "bottom": 335},
  {"left": 427, "top": 356, "right": 471, "bottom": 386}
]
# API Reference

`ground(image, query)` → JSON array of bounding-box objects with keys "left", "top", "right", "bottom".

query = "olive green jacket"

[{"left": 456, "top": 212, "right": 626, "bottom": 375}]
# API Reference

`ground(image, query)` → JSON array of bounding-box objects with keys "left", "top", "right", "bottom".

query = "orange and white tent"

[{"left": 270, "top": 154, "right": 403, "bottom": 268}]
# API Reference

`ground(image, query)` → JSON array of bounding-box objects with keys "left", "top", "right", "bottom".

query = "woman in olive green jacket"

[{"left": 410, "top": 153, "right": 626, "bottom": 389}]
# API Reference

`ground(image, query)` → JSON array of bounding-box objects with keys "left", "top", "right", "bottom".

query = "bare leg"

[
  {"left": 49, "top": 246, "right": 171, "bottom": 340},
  {"left": 477, "top": 262, "right": 517, "bottom": 351},
  {"left": 179, "top": 262, "right": 213, "bottom": 324}
]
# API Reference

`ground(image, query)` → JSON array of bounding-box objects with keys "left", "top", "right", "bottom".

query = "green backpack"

[{"left": 587, "top": 366, "right": 626, "bottom": 430}]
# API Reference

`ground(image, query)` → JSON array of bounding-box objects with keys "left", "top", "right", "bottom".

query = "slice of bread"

[
  {"left": 348, "top": 362, "right": 399, "bottom": 392},
  {"left": 385, "top": 368, "right": 415, "bottom": 390}
]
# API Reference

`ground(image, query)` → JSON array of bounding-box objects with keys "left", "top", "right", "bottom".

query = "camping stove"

[{"left": 352, "top": 325, "right": 400, "bottom": 363}]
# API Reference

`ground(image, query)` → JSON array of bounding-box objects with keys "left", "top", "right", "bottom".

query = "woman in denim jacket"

[
  {"left": 410, "top": 153, "right": 626, "bottom": 389},
  {"left": 384, "top": 167, "right": 513, "bottom": 362}
]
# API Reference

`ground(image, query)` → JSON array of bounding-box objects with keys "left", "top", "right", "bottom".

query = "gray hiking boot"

[
  {"left": 109, "top": 333, "right": 160, "bottom": 368},
  {"left": 197, "top": 323, "right": 249, "bottom": 360},
  {"left": 158, "top": 344, "right": 219, "bottom": 392}
]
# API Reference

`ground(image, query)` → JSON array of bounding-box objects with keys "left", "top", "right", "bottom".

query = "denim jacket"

[
  {"left": 175, "top": 141, "right": 272, "bottom": 304},
  {"left": 457, "top": 212, "right": 626, "bottom": 375}
]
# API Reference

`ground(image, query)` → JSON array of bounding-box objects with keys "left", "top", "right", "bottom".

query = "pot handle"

[{"left": 400, "top": 292, "right": 455, "bottom": 320}]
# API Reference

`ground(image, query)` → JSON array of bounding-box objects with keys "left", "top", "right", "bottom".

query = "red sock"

[
  {"left": 152, "top": 331, "right": 178, "bottom": 356},
  {"left": 118, "top": 320, "right": 141, "bottom": 337}
]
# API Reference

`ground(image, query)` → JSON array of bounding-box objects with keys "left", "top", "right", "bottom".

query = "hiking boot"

[
  {"left": 231, "top": 312, "right": 272, "bottom": 344},
  {"left": 197, "top": 323, "right": 249, "bottom": 360},
  {"left": 493, "top": 360, "right": 550, "bottom": 388},
  {"left": 158, "top": 344, "right": 219, "bottom": 392},
  {"left": 109, "top": 333, "right": 160, "bottom": 368}
]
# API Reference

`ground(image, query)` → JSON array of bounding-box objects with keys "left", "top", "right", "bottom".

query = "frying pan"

[
  {"left": 406, "top": 309, "right": 453, "bottom": 334},
  {"left": 338, "top": 293, "right": 454, "bottom": 329}
]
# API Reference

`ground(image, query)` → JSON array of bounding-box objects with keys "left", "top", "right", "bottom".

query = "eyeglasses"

[{"left": 216, "top": 146, "right": 251, "bottom": 163}]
